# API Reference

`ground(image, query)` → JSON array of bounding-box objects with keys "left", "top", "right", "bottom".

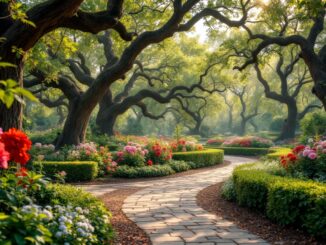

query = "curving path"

[{"left": 84, "top": 156, "right": 269, "bottom": 245}]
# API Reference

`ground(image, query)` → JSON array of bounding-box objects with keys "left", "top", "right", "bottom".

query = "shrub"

[
  {"left": 113, "top": 165, "right": 175, "bottom": 178},
  {"left": 269, "top": 116, "right": 284, "bottom": 132},
  {"left": 212, "top": 146, "right": 269, "bottom": 156},
  {"left": 172, "top": 149, "right": 223, "bottom": 166},
  {"left": 146, "top": 142, "right": 172, "bottom": 164},
  {"left": 300, "top": 112, "right": 326, "bottom": 140},
  {"left": 28, "top": 128, "right": 61, "bottom": 145},
  {"left": 32, "top": 161, "right": 98, "bottom": 182},
  {"left": 168, "top": 160, "right": 190, "bottom": 172},
  {"left": 114, "top": 142, "right": 147, "bottom": 167},
  {"left": 278, "top": 141, "right": 326, "bottom": 182},
  {"left": 221, "top": 178, "right": 236, "bottom": 201},
  {"left": 233, "top": 169, "right": 277, "bottom": 211}
]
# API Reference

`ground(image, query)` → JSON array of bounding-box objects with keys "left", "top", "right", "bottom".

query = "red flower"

[
  {"left": 15, "top": 167, "right": 28, "bottom": 177},
  {"left": 293, "top": 145, "right": 305, "bottom": 154},
  {"left": 147, "top": 160, "right": 153, "bottom": 166},
  {"left": 0, "top": 142, "right": 10, "bottom": 169},
  {"left": 0, "top": 128, "right": 32, "bottom": 165}
]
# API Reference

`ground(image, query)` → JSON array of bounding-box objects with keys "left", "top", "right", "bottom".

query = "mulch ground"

[
  {"left": 99, "top": 188, "right": 152, "bottom": 245},
  {"left": 197, "top": 182, "right": 325, "bottom": 245}
]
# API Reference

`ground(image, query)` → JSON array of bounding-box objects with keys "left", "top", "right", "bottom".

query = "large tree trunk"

[
  {"left": 96, "top": 109, "right": 117, "bottom": 136},
  {"left": 56, "top": 99, "right": 91, "bottom": 148},
  {"left": 278, "top": 101, "right": 298, "bottom": 140},
  {"left": 0, "top": 55, "right": 24, "bottom": 130},
  {"left": 239, "top": 119, "right": 246, "bottom": 136},
  {"left": 187, "top": 120, "right": 201, "bottom": 135},
  {"left": 227, "top": 110, "right": 233, "bottom": 132}
]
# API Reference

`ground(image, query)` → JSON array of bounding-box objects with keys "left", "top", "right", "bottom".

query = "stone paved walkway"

[{"left": 84, "top": 156, "right": 269, "bottom": 245}]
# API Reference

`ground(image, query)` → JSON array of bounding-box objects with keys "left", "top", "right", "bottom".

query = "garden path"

[{"left": 83, "top": 156, "right": 269, "bottom": 245}]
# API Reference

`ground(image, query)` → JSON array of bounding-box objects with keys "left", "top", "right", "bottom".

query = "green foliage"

[
  {"left": 269, "top": 116, "right": 284, "bottom": 132},
  {"left": 32, "top": 161, "right": 98, "bottom": 182},
  {"left": 168, "top": 160, "right": 190, "bottom": 173},
  {"left": 233, "top": 169, "right": 277, "bottom": 211},
  {"left": 230, "top": 165, "right": 326, "bottom": 239},
  {"left": 172, "top": 149, "right": 224, "bottom": 166},
  {"left": 212, "top": 147, "right": 269, "bottom": 156},
  {"left": 221, "top": 178, "right": 237, "bottom": 201},
  {"left": 113, "top": 165, "right": 175, "bottom": 178},
  {"left": 28, "top": 129, "right": 61, "bottom": 145},
  {"left": 265, "top": 147, "right": 292, "bottom": 160},
  {"left": 0, "top": 79, "right": 37, "bottom": 108},
  {"left": 0, "top": 171, "right": 48, "bottom": 213},
  {"left": 287, "top": 154, "right": 326, "bottom": 182},
  {"left": 300, "top": 112, "right": 326, "bottom": 140},
  {"left": 0, "top": 171, "right": 113, "bottom": 244}
]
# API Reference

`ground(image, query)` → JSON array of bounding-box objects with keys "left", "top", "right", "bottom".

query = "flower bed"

[
  {"left": 32, "top": 161, "right": 98, "bottom": 182},
  {"left": 30, "top": 142, "right": 114, "bottom": 177},
  {"left": 278, "top": 140, "right": 326, "bottom": 182},
  {"left": 172, "top": 149, "right": 224, "bottom": 166},
  {"left": 0, "top": 128, "right": 113, "bottom": 244},
  {"left": 206, "top": 138, "right": 224, "bottom": 146},
  {"left": 170, "top": 139, "right": 203, "bottom": 152},
  {"left": 225, "top": 165, "right": 326, "bottom": 239},
  {"left": 222, "top": 136, "right": 273, "bottom": 148}
]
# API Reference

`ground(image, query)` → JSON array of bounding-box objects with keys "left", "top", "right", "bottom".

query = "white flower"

[
  {"left": 55, "top": 231, "right": 63, "bottom": 238},
  {"left": 59, "top": 224, "right": 67, "bottom": 231}
]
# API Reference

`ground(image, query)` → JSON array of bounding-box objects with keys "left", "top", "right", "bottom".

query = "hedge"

[
  {"left": 113, "top": 164, "right": 175, "bottom": 178},
  {"left": 231, "top": 166, "right": 326, "bottom": 239},
  {"left": 266, "top": 147, "right": 292, "bottom": 160},
  {"left": 172, "top": 149, "right": 224, "bottom": 166},
  {"left": 32, "top": 161, "right": 98, "bottom": 182},
  {"left": 207, "top": 146, "right": 269, "bottom": 156}
]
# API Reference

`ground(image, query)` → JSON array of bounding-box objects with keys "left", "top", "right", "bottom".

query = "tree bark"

[
  {"left": 0, "top": 56, "right": 24, "bottom": 130},
  {"left": 277, "top": 100, "right": 297, "bottom": 140}
]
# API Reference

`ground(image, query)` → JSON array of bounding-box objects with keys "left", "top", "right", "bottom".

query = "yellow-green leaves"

[{"left": 0, "top": 79, "right": 38, "bottom": 108}]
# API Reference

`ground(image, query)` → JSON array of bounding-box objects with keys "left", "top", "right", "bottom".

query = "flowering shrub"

[
  {"left": 146, "top": 142, "right": 172, "bottom": 164},
  {"left": 114, "top": 142, "right": 147, "bottom": 167},
  {"left": 279, "top": 140, "right": 326, "bottom": 182},
  {"left": 170, "top": 139, "right": 203, "bottom": 152},
  {"left": 0, "top": 128, "right": 32, "bottom": 168},
  {"left": 206, "top": 138, "right": 224, "bottom": 146},
  {"left": 222, "top": 136, "right": 273, "bottom": 148}
]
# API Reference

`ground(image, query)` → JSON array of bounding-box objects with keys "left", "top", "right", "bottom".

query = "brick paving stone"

[{"left": 83, "top": 156, "right": 270, "bottom": 245}]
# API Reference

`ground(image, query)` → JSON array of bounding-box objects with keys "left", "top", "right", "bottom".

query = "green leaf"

[
  {"left": 0, "top": 62, "right": 16, "bottom": 68},
  {"left": 15, "top": 87, "right": 38, "bottom": 102}
]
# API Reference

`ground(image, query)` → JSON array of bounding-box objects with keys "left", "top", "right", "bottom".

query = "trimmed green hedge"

[
  {"left": 172, "top": 149, "right": 224, "bottom": 166},
  {"left": 113, "top": 165, "right": 175, "bottom": 178},
  {"left": 266, "top": 147, "right": 292, "bottom": 160},
  {"left": 231, "top": 166, "right": 326, "bottom": 239},
  {"left": 32, "top": 161, "right": 98, "bottom": 182},
  {"left": 208, "top": 146, "right": 269, "bottom": 156}
]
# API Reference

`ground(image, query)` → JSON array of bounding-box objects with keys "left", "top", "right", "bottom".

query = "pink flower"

[
  {"left": 308, "top": 152, "right": 317, "bottom": 160},
  {"left": 0, "top": 142, "right": 10, "bottom": 169},
  {"left": 117, "top": 151, "right": 123, "bottom": 157},
  {"left": 302, "top": 149, "right": 310, "bottom": 157},
  {"left": 111, "top": 161, "right": 117, "bottom": 167}
]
